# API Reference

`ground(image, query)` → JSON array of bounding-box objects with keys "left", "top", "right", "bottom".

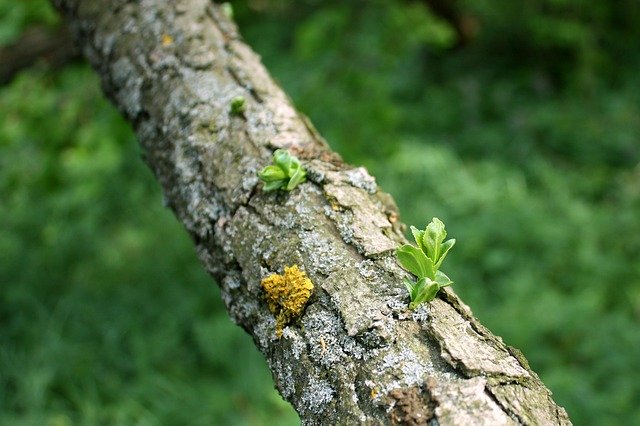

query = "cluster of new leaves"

[
  {"left": 229, "top": 95, "right": 245, "bottom": 115},
  {"left": 258, "top": 149, "right": 307, "bottom": 192},
  {"left": 396, "top": 218, "right": 455, "bottom": 309}
]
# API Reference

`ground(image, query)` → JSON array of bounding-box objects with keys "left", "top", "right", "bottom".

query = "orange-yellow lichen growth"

[
  {"left": 161, "top": 34, "right": 174, "bottom": 47},
  {"left": 261, "top": 265, "right": 314, "bottom": 337}
]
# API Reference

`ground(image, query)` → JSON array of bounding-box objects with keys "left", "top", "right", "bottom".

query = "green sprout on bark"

[
  {"left": 396, "top": 217, "right": 455, "bottom": 309},
  {"left": 230, "top": 95, "right": 246, "bottom": 115},
  {"left": 258, "top": 149, "right": 307, "bottom": 192},
  {"left": 221, "top": 2, "right": 234, "bottom": 20}
]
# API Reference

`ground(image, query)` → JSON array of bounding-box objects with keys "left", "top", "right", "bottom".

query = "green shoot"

[
  {"left": 221, "top": 3, "right": 234, "bottom": 20},
  {"left": 230, "top": 96, "right": 246, "bottom": 115},
  {"left": 396, "top": 217, "right": 455, "bottom": 309},
  {"left": 258, "top": 149, "right": 307, "bottom": 192}
]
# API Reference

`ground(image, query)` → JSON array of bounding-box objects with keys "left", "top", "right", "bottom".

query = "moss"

[
  {"left": 261, "top": 265, "right": 314, "bottom": 337},
  {"left": 230, "top": 95, "right": 246, "bottom": 115}
]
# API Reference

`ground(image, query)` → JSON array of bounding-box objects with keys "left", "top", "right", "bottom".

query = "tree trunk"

[{"left": 52, "top": 1, "right": 571, "bottom": 424}]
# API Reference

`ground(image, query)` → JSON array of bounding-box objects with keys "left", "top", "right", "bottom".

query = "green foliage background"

[{"left": 1, "top": 0, "right": 639, "bottom": 424}]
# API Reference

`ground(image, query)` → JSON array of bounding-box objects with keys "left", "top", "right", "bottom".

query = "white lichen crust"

[{"left": 54, "top": 0, "right": 572, "bottom": 424}]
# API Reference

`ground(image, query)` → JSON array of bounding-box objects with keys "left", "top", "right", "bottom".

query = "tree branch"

[
  {"left": 52, "top": 0, "right": 571, "bottom": 424},
  {"left": 0, "top": 25, "right": 79, "bottom": 85}
]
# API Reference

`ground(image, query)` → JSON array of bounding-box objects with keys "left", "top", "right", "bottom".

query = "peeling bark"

[{"left": 52, "top": 1, "right": 572, "bottom": 424}]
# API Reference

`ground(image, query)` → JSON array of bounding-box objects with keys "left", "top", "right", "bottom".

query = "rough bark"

[{"left": 52, "top": 1, "right": 571, "bottom": 424}]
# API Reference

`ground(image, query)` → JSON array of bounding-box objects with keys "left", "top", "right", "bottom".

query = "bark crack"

[{"left": 484, "top": 385, "right": 526, "bottom": 425}]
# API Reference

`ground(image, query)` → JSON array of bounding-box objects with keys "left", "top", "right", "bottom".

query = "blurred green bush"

[{"left": 2, "top": 0, "right": 639, "bottom": 424}]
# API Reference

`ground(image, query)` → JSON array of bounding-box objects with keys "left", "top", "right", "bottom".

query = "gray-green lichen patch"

[
  {"left": 387, "top": 295, "right": 414, "bottom": 320},
  {"left": 344, "top": 166, "right": 378, "bottom": 194},
  {"left": 280, "top": 328, "right": 308, "bottom": 361},
  {"left": 253, "top": 313, "right": 278, "bottom": 350},
  {"left": 356, "top": 259, "right": 382, "bottom": 281},
  {"left": 301, "top": 304, "right": 353, "bottom": 366},
  {"left": 323, "top": 205, "right": 356, "bottom": 245},
  {"left": 299, "top": 376, "right": 336, "bottom": 417},
  {"left": 270, "top": 355, "right": 297, "bottom": 400},
  {"left": 428, "top": 376, "right": 518, "bottom": 426},
  {"left": 410, "top": 304, "right": 431, "bottom": 323},
  {"left": 425, "top": 299, "right": 530, "bottom": 379},
  {"left": 365, "top": 338, "right": 446, "bottom": 403},
  {"left": 298, "top": 230, "right": 345, "bottom": 276},
  {"left": 250, "top": 187, "right": 319, "bottom": 231}
]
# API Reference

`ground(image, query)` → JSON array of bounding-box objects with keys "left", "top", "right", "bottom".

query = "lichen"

[
  {"left": 161, "top": 33, "right": 174, "bottom": 47},
  {"left": 300, "top": 376, "right": 335, "bottom": 415},
  {"left": 344, "top": 167, "right": 377, "bottom": 194},
  {"left": 261, "top": 265, "right": 314, "bottom": 337}
]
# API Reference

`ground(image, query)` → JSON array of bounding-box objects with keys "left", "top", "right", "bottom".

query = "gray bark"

[{"left": 52, "top": 1, "right": 572, "bottom": 424}]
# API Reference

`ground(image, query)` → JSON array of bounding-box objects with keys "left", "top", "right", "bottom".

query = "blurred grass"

[
  {"left": 0, "top": 65, "right": 298, "bottom": 425},
  {"left": 2, "top": 0, "right": 640, "bottom": 424}
]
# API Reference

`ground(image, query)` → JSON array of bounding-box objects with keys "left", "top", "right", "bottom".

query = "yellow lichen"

[
  {"left": 261, "top": 265, "right": 314, "bottom": 337},
  {"left": 161, "top": 34, "right": 174, "bottom": 47}
]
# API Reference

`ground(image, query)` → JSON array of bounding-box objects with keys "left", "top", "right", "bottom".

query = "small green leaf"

[
  {"left": 287, "top": 156, "right": 302, "bottom": 176},
  {"left": 396, "top": 244, "right": 434, "bottom": 279},
  {"left": 273, "top": 149, "right": 292, "bottom": 173},
  {"left": 258, "top": 149, "right": 307, "bottom": 192},
  {"left": 434, "top": 238, "right": 455, "bottom": 270},
  {"left": 262, "top": 180, "right": 286, "bottom": 192},
  {"left": 410, "top": 226, "right": 426, "bottom": 252},
  {"left": 403, "top": 278, "right": 416, "bottom": 294},
  {"left": 410, "top": 277, "right": 427, "bottom": 300},
  {"left": 423, "top": 217, "right": 446, "bottom": 263},
  {"left": 221, "top": 2, "right": 234, "bottom": 19},
  {"left": 285, "top": 164, "right": 307, "bottom": 190},
  {"left": 398, "top": 218, "right": 456, "bottom": 309},
  {"left": 258, "top": 165, "right": 286, "bottom": 182},
  {"left": 434, "top": 270, "right": 453, "bottom": 288},
  {"left": 408, "top": 278, "right": 440, "bottom": 309},
  {"left": 230, "top": 95, "right": 246, "bottom": 115}
]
